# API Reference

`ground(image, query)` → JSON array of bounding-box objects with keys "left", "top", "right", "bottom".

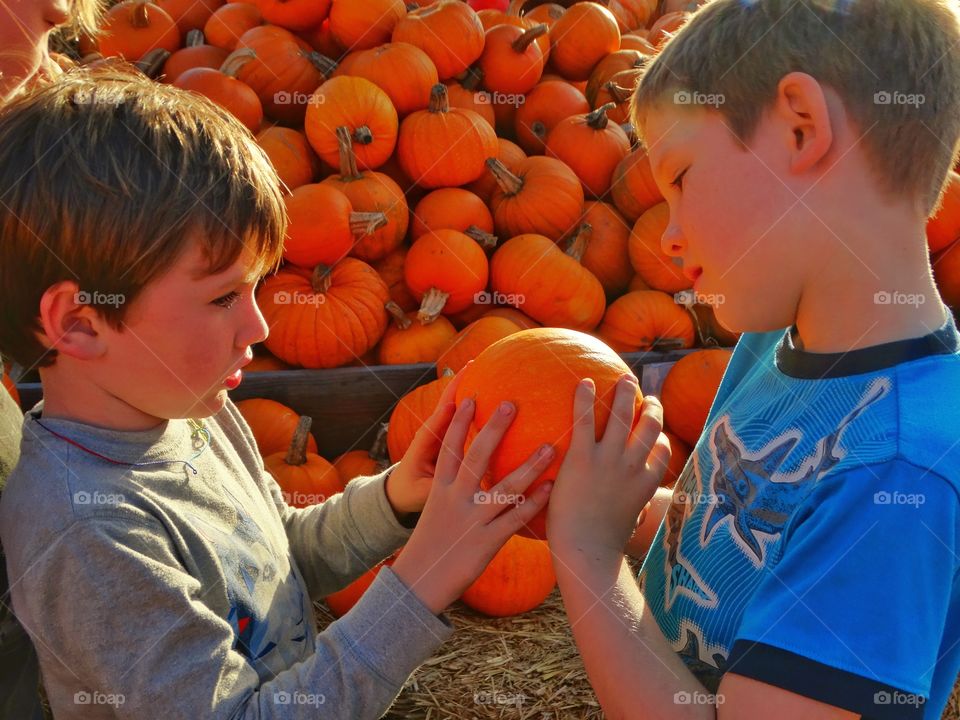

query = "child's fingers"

[
  {"left": 624, "top": 397, "right": 667, "bottom": 473},
  {"left": 436, "top": 365, "right": 466, "bottom": 408},
  {"left": 455, "top": 401, "right": 516, "bottom": 490},
  {"left": 407, "top": 400, "right": 456, "bottom": 460},
  {"left": 489, "top": 481, "right": 553, "bottom": 537},
  {"left": 567, "top": 379, "right": 597, "bottom": 459},
  {"left": 599, "top": 374, "right": 639, "bottom": 454},
  {"left": 646, "top": 433, "right": 673, "bottom": 478},
  {"left": 434, "top": 399, "right": 475, "bottom": 484},
  {"left": 477, "top": 443, "right": 555, "bottom": 517}
]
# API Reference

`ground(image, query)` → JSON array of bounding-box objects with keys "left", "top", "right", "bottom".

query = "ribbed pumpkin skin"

[
  {"left": 264, "top": 451, "right": 343, "bottom": 507},
  {"left": 460, "top": 535, "right": 556, "bottom": 616},
  {"left": 405, "top": 229, "right": 490, "bottom": 316},
  {"left": 490, "top": 234, "right": 605, "bottom": 331},
  {"left": 387, "top": 374, "right": 455, "bottom": 463},
  {"left": 99, "top": 1, "right": 182, "bottom": 61},
  {"left": 578, "top": 201, "right": 633, "bottom": 297},
  {"left": 339, "top": 42, "right": 439, "bottom": 117},
  {"left": 629, "top": 202, "right": 693, "bottom": 294},
  {"left": 282, "top": 183, "right": 355, "bottom": 267},
  {"left": 436, "top": 316, "right": 522, "bottom": 376},
  {"left": 257, "top": 259, "right": 389, "bottom": 368},
  {"left": 660, "top": 348, "right": 732, "bottom": 447},
  {"left": 392, "top": 0, "right": 485, "bottom": 80},
  {"left": 456, "top": 328, "right": 642, "bottom": 540},
  {"left": 545, "top": 107, "right": 631, "bottom": 199},
  {"left": 235, "top": 398, "right": 318, "bottom": 456},
  {"left": 488, "top": 156, "right": 585, "bottom": 242},
  {"left": 378, "top": 311, "right": 457, "bottom": 365},
  {"left": 204, "top": 3, "right": 262, "bottom": 52},
  {"left": 547, "top": 2, "right": 620, "bottom": 81},
  {"left": 514, "top": 80, "right": 590, "bottom": 155},
  {"left": 321, "top": 166, "right": 408, "bottom": 263},
  {"left": 597, "top": 290, "right": 696, "bottom": 352},
  {"left": 411, "top": 188, "right": 494, "bottom": 240}
]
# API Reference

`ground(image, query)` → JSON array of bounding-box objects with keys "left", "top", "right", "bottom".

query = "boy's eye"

[
  {"left": 671, "top": 168, "right": 689, "bottom": 190},
  {"left": 212, "top": 290, "right": 241, "bottom": 309}
]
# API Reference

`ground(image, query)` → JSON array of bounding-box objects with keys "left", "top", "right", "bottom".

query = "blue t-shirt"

[{"left": 639, "top": 311, "right": 960, "bottom": 719}]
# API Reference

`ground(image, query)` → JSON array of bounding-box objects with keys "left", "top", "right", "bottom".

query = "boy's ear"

[
  {"left": 774, "top": 71, "right": 834, "bottom": 175},
  {"left": 37, "top": 280, "right": 109, "bottom": 360}
]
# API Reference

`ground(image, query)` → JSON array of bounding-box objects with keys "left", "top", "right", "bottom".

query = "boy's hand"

[
  {"left": 546, "top": 376, "right": 671, "bottom": 564},
  {"left": 391, "top": 397, "right": 555, "bottom": 615},
  {"left": 385, "top": 370, "right": 465, "bottom": 518}
]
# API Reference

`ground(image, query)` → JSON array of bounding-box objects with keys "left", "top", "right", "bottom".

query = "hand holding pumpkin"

[
  {"left": 546, "top": 376, "right": 671, "bottom": 563},
  {"left": 390, "top": 396, "right": 555, "bottom": 616}
]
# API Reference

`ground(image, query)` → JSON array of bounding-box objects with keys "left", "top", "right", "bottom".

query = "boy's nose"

[
  {"left": 661, "top": 222, "right": 685, "bottom": 258},
  {"left": 241, "top": 295, "right": 270, "bottom": 347},
  {"left": 43, "top": 0, "right": 71, "bottom": 26}
]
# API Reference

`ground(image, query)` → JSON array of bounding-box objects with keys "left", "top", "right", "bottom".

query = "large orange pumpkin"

[
  {"left": 265, "top": 416, "right": 344, "bottom": 507},
  {"left": 404, "top": 229, "right": 490, "bottom": 322},
  {"left": 478, "top": 23, "right": 548, "bottom": 95},
  {"left": 161, "top": 30, "right": 229, "bottom": 83},
  {"left": 487, "top": 156, "right": 585, "bottom": 242},
  {"left": 236, "top": 397, "right": 318, "bottom": 456},
  {"left": 629, "top": 202, "right": 692, "bottom": 294},
  {"left": 460, "top": 534, "right": 556, "bottom": 616},
  {"left": 257, "top": 259, "right": 390, "bottom": 368},
  {"left": 660, "top": 348, "right": 732, "bottom": 447},
  {"left": 547, "top": 2, "right": 620, "bottom": 81},
  {"left": 596, "top": 290, "right": 696, "bottom": 352},
  {"left": 456, "top": 328, "right": 643, "bottom": 539},
  {"left": 99, "top": 1, "right": 181, "bottom": 61},
  {"left": 333, "top": 424, "right": 389, "bottom": 482},
  {"left": 392, "top": 0, "right": 485, "bottom": 80},
  {"left": 584, "top": 49, "right": 644, "bottom": 107},
  {"left": 253, "top": 0, "right": 329, "bottom": 31}
]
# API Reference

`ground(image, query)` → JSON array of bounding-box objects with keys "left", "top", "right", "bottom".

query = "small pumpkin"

[
  {"left": 547, "top": 2, "right": 619, "bottom": 81},
  {"left": 254, "top": 0, "right": 329, "bottom": 31},
  {"left": 487, "top": 155, "right": 585, "bottom": 242},
  {"left": 99, "top": 0, "right": 181, "bottom": 61},
  {"left": 203, "top": 2, "right": 262, "bottom": 51},
  {"left": 578, "top": 201, "right": 634, "bottom": 297},
  {"left": 584, "top": 49, "right": 643, "bottom": 107},
  {"left": 324, "top": 554, "right": 397, "bottom": 618},
  {"left": 436, "top": 316, "right": 522, "bottom": 376},
  {"left": 660, "top": 348, "right": 732, "bottom": 447},
  {"left": 156, "top": 0, "right": 222, "bottom": 34},
  {"left": 336, "top": 42, "right": 439, "bottom": 117},
  {"left": 545, "top": 102, "right": 631, "bottom": 199},
  {"left": 513, "top": 79, "right": 590, "bottom": 154},
  {"left": 456, "top": 327, "right": 643, "bottom": 539},
  {"left": 928, "top": 170, "right": 960, "bottom": 254},
  {"left": 460, "top": 534, "right": 556, "bottom": 616},
  {"left": 329, "top": 0, "right": 406, "bottom": 51},
  {"left": 304, "top": 76, "right": 399, "bottom": 171},
  {"left": 397, "top": 84, "right": 499, "bottom": 189},
  {"left": 411, "top": 188, "right": 494, "bottom": 241},
  {"left": 490, "top": 228, "right": 606, "bottom": 331},
  {"left": 593, "top": 71, "right": 640, "bottom": 124},
  {"left": 174, "top": 64, "right": 263, "bottom": 133},
  {"left": 296, "top": 16, "right": 346, "bottom": 59},
  {"left": 483, "top": 306, "right": 540, "bottom": 329},
  {"left": 255, "top": 126, "right": 322, "bottom": 192},
  {"left": 466, "top": 138, "right": 527, "bottom": 203},
  {"left": 265, "top": 416, "right": 344, "bottom": 508},
  {"left": 443, "top": 73, "right": 496, "bottom": 129},
  {"left": 619, "top": 33, "right": 657, "bottom": 53},
  {"left": 611, "top": 148, "right": 664, "bottom": 223},
  {"left": 629, "top": 202, "right": 692, "bottom": 294},
  {"left": 478, "top": 23, "right": 548, "bottom": 95},
  {"left": 379, "top": 301, "right": 458, "bottom": 365},
  {"left": 392, "top": 0, "right": 485, "bottom": 80},
  {"left": 161, "top": 29, "right": 229, "bottom": 83},
  {"left": 404, "top": 229, "right": 491, "bottom": 322},
  {"left": 648, "top": 10, "right": 689, "bottom": 46},
  {"left": 333, "top": 424, "right": 390, "bottom": 482},
  {"left": 374, "top": 247, "right": 419, "bottom": 312},
  {"left": 257, "top": 260, "right": 390, "bottom": 368},
  {"left": 236, "top": 397, "right": 319, "bottom": 456},
  {"left": 387, "top": 371, "right": 456, "bottom": 463},
  {"left": 596, "top": 290, "right": 695, "bottom": 352},
  {"left": 522, "top": 2, "right": 565, "bottom": 27}
]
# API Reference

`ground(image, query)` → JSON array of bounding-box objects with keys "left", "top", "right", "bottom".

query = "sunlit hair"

[
  {"left": 632, "top": 0, "right": 960, "bottom": 215},
  {"left": 0, "top": 68, "right": 286, "bottom": 369}
]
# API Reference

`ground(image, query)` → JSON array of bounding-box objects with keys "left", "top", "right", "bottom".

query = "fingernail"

[
  {"left": 538, "top": 444, "right": 554, "bottom": 458},
  {"left": 580, "top": 379, "right": 594, "bottom": 390},
  {"left": 541, "top": 481, "right": 554, "bottom": 493},
  {"left": 499, "top": 401, "right": 514, "bottom": 416},
  {"left": 461, "top": 398, "right": 474, "bottom": 411},
  {"left": 622, "top": 374, "right": 638, "bottom": 385}
]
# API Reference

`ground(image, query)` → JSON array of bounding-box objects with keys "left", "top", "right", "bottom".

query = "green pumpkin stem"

[
  {"left": 565, "top": 223, "right": 592, "bottom": 263},
  {"left": 311, "top": 264, "right": 333, "bottom": 294},
  {"left": 385, "top": 300, "right": 412, "bottom": 330},
  {"left": 485, "top": 158, "right": 524, "bottom": 196},
  {"left": 350, "top": 211, "right": 388, "bottom": 237},
  {"left": 285, "top": 416, "right": 313, "bottom": 466},
  {"left": 464, "top": 225, "right": 499, "bottom": 250},
  {"left": 417, "top": 287, "right": 450, "bottom": 324},
  {"left": 511, "top": 24, "right": 548, "bottom": 53},
  {"left": 586, "top": 102, "right": 616, "bottom": 130}
]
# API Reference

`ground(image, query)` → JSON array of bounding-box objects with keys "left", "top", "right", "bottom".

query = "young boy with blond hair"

[
  {"left": 547, "top": 0, "right": 960, "bottom": 717},
  {"left": 0, "top": 68, "right": 555, "bottom": 719}
]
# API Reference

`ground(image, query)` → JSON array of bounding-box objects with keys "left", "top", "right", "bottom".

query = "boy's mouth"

[
  {"left": 684, "top": 266, "right": 703, "bottom": 285},
  {"left": 223, "top": 354, "right": 252, "bottom": 390}
]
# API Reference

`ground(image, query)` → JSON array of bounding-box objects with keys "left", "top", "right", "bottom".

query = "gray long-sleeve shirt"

[{"left": 0, "top": 397, "right": 453, "bottom": 719}]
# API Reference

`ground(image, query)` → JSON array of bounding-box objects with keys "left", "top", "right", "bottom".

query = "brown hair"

[
  {"left": 632, "top": 0, "right": 960, "bottom": 215},
  {"left": 0, "top": 68, "right": 286, "bottom": 369}
]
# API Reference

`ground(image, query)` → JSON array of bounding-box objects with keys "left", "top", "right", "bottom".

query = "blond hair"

[
  {"left": 632, "top": 0, "right": 960, "bottom": 214},
  {"left": 0, "top": 68, "right": 286, "bottom": 369}
]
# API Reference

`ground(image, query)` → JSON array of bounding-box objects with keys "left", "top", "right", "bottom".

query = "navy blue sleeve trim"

[{"left": 727, "top": 640, "right": 927, "bottom": 719}]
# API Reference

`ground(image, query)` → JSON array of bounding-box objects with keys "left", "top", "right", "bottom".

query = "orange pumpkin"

[
  {"left": 324, "top": 554, "right": 397, "bottom": 617},
  {"left": 522, "top": 3, "right": 565, "bottom": 27},
  {"left": 99, "top": 1, "right": 181, "bottom": 61},
  {"left": 578, "top": 201, "right": 634, "bottom": 297},
  {"left": 405, "top": 229, "right": 490, "bottom": 322},
  {"left": 490, "top": 230, "right": 606, "bottom": 331},
  {"left": 254, "top": 0, "right": 329, "bottom": 31},
  {"left": 161, "top": 30, "right": 229, "bottom": 83},
  {"left": 661, "top": 430, "right": 691, "bottom": 487},
  {"left": 483, "top": 306, "right": 541, "bottom": 329},
  {"left": 397, "top": 84, "right": 499, "bottom": 189},
  {"left": 392, "top": 0, "right": 485, "bottom": 80},
  {"left": 547, "top": 2, "right": 620, "bottom": 81},
  {"left": 460, "top": 534, "right": 556, "bottom": 616},
  {"left": 204, "top": 2, "right": 262, "bottom": 51},
  {"left": 333, "top": 424, "right": 390, "bottom": 482},
  {"left": 928, "top": 171, "right": 960, "bottom": 254},
  {"left": 596, "top": 290, "right": 696, "bottom": 352},
  {"left": 265, "top": 416, "right": 344, "bottom": 507},
  {"left": 466, "top": 138, "right": 527, "bottom": 203},
  {"left": 648, "top": 10, "right": 689, "bottom": 46},
  {"left": 156, "top": 0, "right": 222, "bottom": 34},
  {"left": 487, "top": 156, "right": 585, "bottom": 242},
  {"left": 436, "top": 316, "right": 522, "bottom": 376},
  {"left": 296, "top": 16, "right": 346, "bottom": 59},
  {"left": 411, "top": 188, "right": 494, "bottom": 241},
  {"left": 374, "top": 247, "right": 418, "bottom": 312},
  {"left": 304, "top": 76, "right": 398, "bottom": 171},
  {"left": 255, "top": 126, "right": 321, "bottom": 192},
  {"left": 593, "top": 70, "right": 640, "bottom": 124},
  {"left": 619, "top": 33, "right": 657, "bottom": 53},
  {"left": 443, "top": 73, "right": 496, "bottom": 129},
  {"left": 174, "top": 64, "right": 263, "bottom": 133},
  {"left": 660, "top": 348, "right": 732, "bottom": 447},
  {"left": 387, "top": 372, "right": 455, "bottom": 463},
  {"left": 514, "top": 80, "right": 590, "bottom": 155},
  {"left": 379, "top": 301, "right": 457, "bottom": 365},
  {"left": 257, "top": 260, "right": 390, "bottom": 368},
  {"left": 328, "top": 0, "right": 406, "bottom": 51},
  {"left": 611, "top": 148, "right": 664, "bottom": 222},
  {"left": 321, "top": 127, "right": 409, "bottom": 262},
  {"left": 584, "top": 49, "right": 643, "bottom": 107},
  {"left": 337, "top": 42, "right": 439, "bottom": 117},
  {"left": 546, "top": 103, "right": 631, "bottom": 199},
  {"left": 629, "top": 202, "right": 692, "bottom": 294},
  {"left": 478, "top": 23, "right": 548, "bottom": 95},
  {"left": 456, "top": 327, "right": 643, "bottom": 539},
  {"left": 236, "top": 398, "right": 319, "bottom": 456}
]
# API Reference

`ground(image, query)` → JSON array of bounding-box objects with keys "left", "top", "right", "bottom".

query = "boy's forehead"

[
  {"left": 182, "top": 241, "right": 265, "bottom": 285},
  {"left": 643, "top": 103, "right": 707, "bottom": 175}
]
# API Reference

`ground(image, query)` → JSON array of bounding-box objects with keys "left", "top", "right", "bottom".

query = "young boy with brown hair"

[
  {"left": 547, "top": 0, "right": 960, "bottom": 718},
  {"left": 0, "top": 68, "right": 555, "bottom": 719}
]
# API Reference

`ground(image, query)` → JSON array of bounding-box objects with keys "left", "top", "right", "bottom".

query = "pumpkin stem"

[
  {"left": 220, "top": 48, "right": 255, "bottom": 78},
  {"left": 651, "top": 337, "right": 691, "bottom": 352},
  {"left": 566, "top": 223, "right": 592, "bottom": 263},
  {"left": 369, "top": 422, "right": 389, "bottom": 463},
  {"left": 311, "top": 264, "right": 333, "bottom": 294},
  {"left": 586, "top": 102, "right": 615, "bottom": 130},
  {"left": 460, "top": 66, "right": 484, "bottom": 92},
  {"left": 464, "top": 225, "right": 499, "bottom": 250},
  {"left": 185, "top": 29, "right": 205, "bottom": 47},
  {"left": 306, "top": 51, "right": 338, "bottom": 77},
  {"left": 604, "top": 82, "right": 634, "bottom": 105},
  {"left": 385, "top": 300, "right": 412, "bottom": 330},
  {"left": 334, "top": 125, "right": 363, "bottom": 181},
  {"left": 512, "top": 24, "right": 548, "bottom": 53},
  {"left": 417, "top": 287, "right": 450, "bottom": 324},
  {"left": 485, "top": 158, "right": 524, "bottom": 196},
  {"left": 285, "top": 416, "right": 313, "bottom": 466},
  {"left": 130, "top": 1, "right": 151, "bottom": 28},
  {"left": 350, "top": 211, "right": 388, "bottom": 237},
  {"left": 621, "top": 121, "right": 637, "bottom": 144},
  {"left": 135, "top": 48, "right": 170, "bottom": 78},
  {"left": 428, "top": 84, "right": 450, "bottom": 113},
  {"left": 439, "top": 366, "right": 455, "bottom": 378},
  {"left": 353, "top": 125, "right": 374, "bottom": 145}
]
